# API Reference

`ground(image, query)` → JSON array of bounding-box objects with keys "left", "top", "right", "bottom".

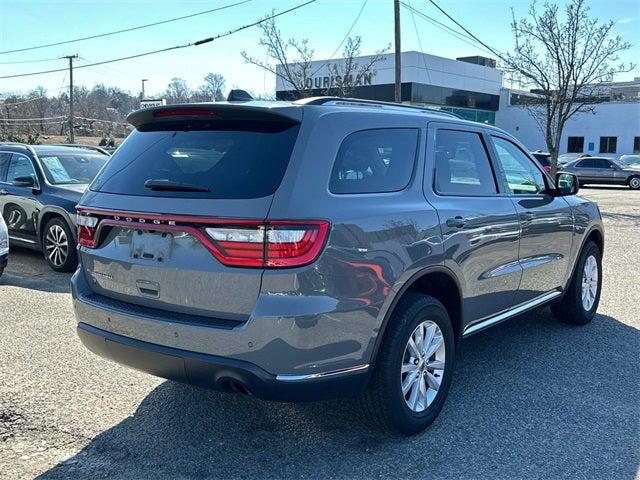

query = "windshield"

[
  {"left": 40, "top": 153, "right": 108, "bottom": 185},
  {"left": 619, "top": 156, "right": 640, "bottom": 166}
]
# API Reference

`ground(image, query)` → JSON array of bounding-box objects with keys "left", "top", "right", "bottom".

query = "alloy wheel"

[
  {"left": 45, "top": 224, "right": 68, "bottom": 268},
  {"left": 630, "top": 178, "right": 640, "bottom": 189},
  {"left": 581, "top": 255, "right": 598, "bottom": 311},
  {"left": 400, "top": 320, "right": 446, "bottom": 413}
]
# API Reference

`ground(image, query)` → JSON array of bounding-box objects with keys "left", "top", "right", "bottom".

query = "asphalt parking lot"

[{"left": 1, "top": 187, "right": 638, "bottom": 480}]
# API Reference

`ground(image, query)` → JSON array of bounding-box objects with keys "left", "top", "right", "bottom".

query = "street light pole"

[
  {"left": 394, "top": 0, "right": 401, "bottom": 103},
  {"left": 141, "top": 78, "right": 148, "bottom": 100}
]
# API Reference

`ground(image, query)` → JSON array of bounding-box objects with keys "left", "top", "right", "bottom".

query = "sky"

[{"left": 0, "top": 0, "right": 638, "bottom": 98}]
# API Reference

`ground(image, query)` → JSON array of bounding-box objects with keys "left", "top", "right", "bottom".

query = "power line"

[
  {"left": 424, "top": 0, "right": 505, "bottom": 60},
  {"left": 406, "top": 0, "right": 431, "bottom": 83},
  {"left": 0, "top": 57, "right": 60, "bottom": 65},
  {"left": 0, "top": 1, "right": 317, "bottom": 80},
  {"left": 400, "top": 2, "right": 496, "bottom": 57},
  {"left": 310, "top": 0, "right": 369, "bottom": 76},
  {"left": 0, "top": 0, "right": 254, "bottom": 55}
]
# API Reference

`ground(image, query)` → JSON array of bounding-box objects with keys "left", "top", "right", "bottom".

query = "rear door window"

[
  {"left": 434, "top": 130, "right": 497, "bottom": 195},
  {"left": 92, "top": 120, "right": 300, "bottom": 199},
  {"left": 329, "top": 129, "right": 419, "bottom": 194}
]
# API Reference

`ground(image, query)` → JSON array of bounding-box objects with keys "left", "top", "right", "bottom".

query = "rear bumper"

[
  {"left": 77, "top": 322, "right": 369, "bottom": 402},
  {"left": 0, "top": 253, "right": 7, "bottom": 269}
]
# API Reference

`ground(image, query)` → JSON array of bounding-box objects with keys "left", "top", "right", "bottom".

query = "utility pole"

[
  {"left": 63, "top": 54, "right": 78, "bottom": 143},
  {"left": 394, "top": 0, "right": 401, "bottom": 103},
  {"left": 141, "top": 78, "right": 148, "bottom": 100}
]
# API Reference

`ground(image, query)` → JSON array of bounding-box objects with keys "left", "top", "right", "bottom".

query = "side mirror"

[
  {"left": 12, "top": 175, "right": 36, "bottom": 188},
  {"left": 555, "top": 172, "right": 578, "bottom": 196}
]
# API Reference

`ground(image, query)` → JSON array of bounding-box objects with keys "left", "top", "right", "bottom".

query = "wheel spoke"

[
  {"left": 425, "top": 335, "right": 444, "bottom": 359},
  {"left": 402, "top": 373, "right": 418, "bottom": 395},
  {"left": 408, "top": 377, "right": 421, "bottom": 409},
  {"left": 401, "top": 362, "right": 419, "bottom": 374},
  {"left": 407, "top": 337, "right": 421, "bottom": 358},
  {"left": 415, "top": 324, "right": 425, "bottom": 352},
  {"left": 425, "top": 371, "right": 441, "bottom": 391},
  {"left": 422, "top": 324, "right": 435, "bottom": 355},
  {"left": 426, "top": 359, "right": 445, "bottom": 370}
]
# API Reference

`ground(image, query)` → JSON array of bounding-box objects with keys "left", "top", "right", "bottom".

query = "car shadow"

[
  {"left": 0, "top": 247, "right": 71, "bottom": 293},
  {"left": 38, "top": 310, "right": 639, "bottom": 479}
]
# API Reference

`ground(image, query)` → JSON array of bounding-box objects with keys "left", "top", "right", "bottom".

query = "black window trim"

[
  {"left": 328, "top": 127, "right": 421, "bottom": 196},
  {"left": 430, "top": 127, "right": 502, "bottom": 198},
  {"left": 487, "top": 134, "right": 551, "bottom": 197}
]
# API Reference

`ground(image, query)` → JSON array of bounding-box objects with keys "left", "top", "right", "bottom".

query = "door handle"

[
  {"left": 446, "top": 216, "right": 466, "bottom": 228},
  {"left": 521, "top": 212, "right": 535, "bottom": 222}
]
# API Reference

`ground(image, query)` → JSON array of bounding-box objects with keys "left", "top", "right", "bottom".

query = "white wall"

[
  {"left": 495, "top": 89, "right": 640, "bottom": 156},
  {"left": 276, "top": 51, "right": 503, "bottom": 96}
]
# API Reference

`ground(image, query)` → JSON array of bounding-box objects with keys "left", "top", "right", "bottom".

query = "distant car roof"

[{"left": 32, "top": 145, "right": 108, "bottom": 156}]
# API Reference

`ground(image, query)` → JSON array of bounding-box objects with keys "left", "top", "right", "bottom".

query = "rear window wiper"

[{"left": 144, "top": 179, "right": 210, "bottom": 192}]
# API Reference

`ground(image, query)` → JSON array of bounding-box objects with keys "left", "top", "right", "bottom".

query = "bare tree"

[
  {"left": 241, "top": 15, "right": 314, "bottom": 98},
  {"left": 197, "top": 73, "right": 226, "bottom": 101},
  {"left": 502, "top": 0, "right": 634, "bottom": 171},
  {"left": 241, "top": 14, "right": 388, "bottom": 99},
  {"left": 164, "top": 77, "right": 191, "bottom": 104},
  {"left": 324, "top": 37, "right": 390, "bottom": 97}
]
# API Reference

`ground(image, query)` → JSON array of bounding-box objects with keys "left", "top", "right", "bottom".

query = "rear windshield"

[{"left": 91, "top": 120, "right": 300, "bottom": 199}]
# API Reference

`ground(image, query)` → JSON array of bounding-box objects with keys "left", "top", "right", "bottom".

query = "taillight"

[
  {"left": 205, "top": 221, "right": 329, "bottom": 268},
  {"left": 153, "top": 108, "right": 214, "bottom": 118},
  {"left": 76, "top": 214, "right": 98, "bottom": 248},
  {"left": 544, "top": 166, "right": 551, "bottom": 173}
]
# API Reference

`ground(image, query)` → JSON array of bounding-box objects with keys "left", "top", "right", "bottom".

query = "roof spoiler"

[{"left": 126, "top": 103, "right": 301, "bottom": 128}]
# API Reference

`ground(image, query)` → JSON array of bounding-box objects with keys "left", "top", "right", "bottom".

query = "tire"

[
  {"left": 361, "top": 294, "right": 455, "bottom": 435},
  {"left": 42, "top": 217, "right": 78, "bottom": 272},
  {"left": 551, "top": 240, "right": 602, "bottom": 325},
  {"left": 628, "top": 176, "right": 640, "bottom": 190}
]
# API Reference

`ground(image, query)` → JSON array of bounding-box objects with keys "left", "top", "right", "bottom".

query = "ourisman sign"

[{"left": 304, "top": 72, "right": 375, "bottom": 89}]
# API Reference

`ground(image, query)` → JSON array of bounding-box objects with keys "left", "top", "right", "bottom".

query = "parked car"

[
  {"left": 560, "top": 156, "right": 640, "bottom": 189},
  {"left": 531, "top": 150, "right": 552, "bottom": 173},
  {"left": 73, "top": 97, "right": 604, "bottom": 435},
  {"left": 618, "top": 154, "right": 640, "bottom": 169},
  {"left": 0, "top": 144, "right": 110, "bottom": 271},
  {"left": 0, "top": 215, "right": 8, "bottom": 278}
]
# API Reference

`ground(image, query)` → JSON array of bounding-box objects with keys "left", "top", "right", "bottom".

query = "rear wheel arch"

[
  {"left": 38, "top": 209, "right": 74, "bottom": 246},
  {"left": 371, "top": 267, "right": 464, "bottom": 365}
]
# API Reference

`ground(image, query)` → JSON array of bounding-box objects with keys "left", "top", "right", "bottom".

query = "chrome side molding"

[
  {"left": 463, "top": 290, "right": 563, "bottom": 337},
  {"left": 276, "top": 364, "right": 369, "bottom": 382}
]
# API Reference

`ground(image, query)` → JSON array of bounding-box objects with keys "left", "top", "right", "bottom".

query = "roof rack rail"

[
  {"left": 294, "top": 96, "right": 462, "bottom": 119},
  {"left": 50, "top": 144, "right": 110, "bottom": 155},
  {"left": 0, "top": 142, "right": 36, "bottom": 155}
]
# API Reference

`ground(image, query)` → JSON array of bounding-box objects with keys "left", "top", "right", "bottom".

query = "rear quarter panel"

[{"left": 263, "top": 109, "right": 445, "bottom": 372}]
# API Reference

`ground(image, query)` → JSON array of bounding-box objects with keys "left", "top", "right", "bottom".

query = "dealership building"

[{"left": 276, "top": 51, "right": 640, "bottom": 157}]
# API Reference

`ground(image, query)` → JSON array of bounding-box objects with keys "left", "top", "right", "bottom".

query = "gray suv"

[{"left": 72, "top": 97, "right": 604, "bottom": 434}]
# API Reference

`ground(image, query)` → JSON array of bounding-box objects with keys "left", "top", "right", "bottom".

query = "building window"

[
  {"left": 567, "top": 137, "right": 584, "bottom": 153},
  {"left": 599, "top": 137, "right": 617, "bottom": 154},
  {"left": 634, "top": 137, "right": 640, "bottom": 154}
]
